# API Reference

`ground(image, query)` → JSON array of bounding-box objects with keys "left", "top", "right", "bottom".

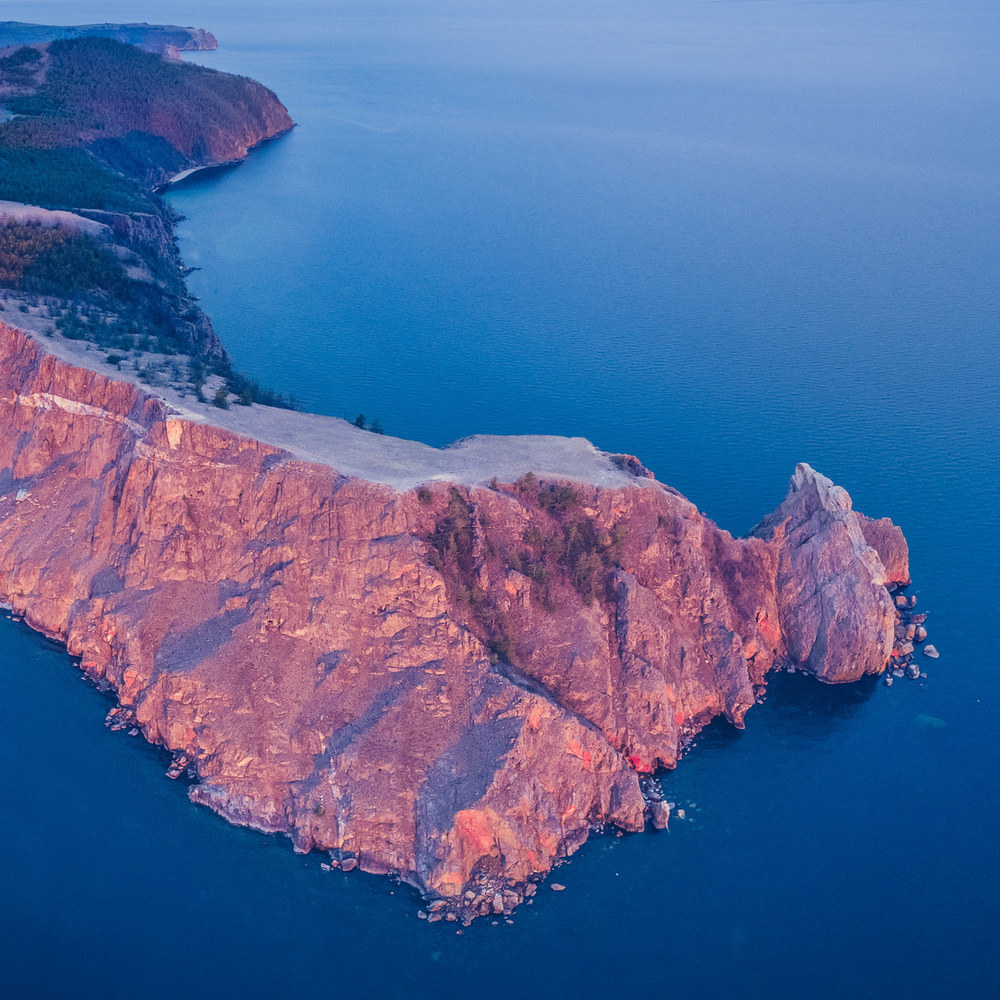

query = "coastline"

[
  {"left": 160, "top": 164, "right": 219, "bottom": 187},
  {"left": 2, "top": 9, "right": 991, "bottom": 993},
  {"left": 0, "top": 20, "right": 924, "bottom": 932},
  {"left": 0, "top": 314, "right": 909, "bottom": 918},
  {"left": 157, "top": 125, "right": 296, "bottom": 190}
]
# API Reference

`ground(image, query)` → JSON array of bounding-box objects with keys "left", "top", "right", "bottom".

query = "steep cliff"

[
  {"left": 2, "top": 36, "right": 294, "bottom": 194},
  {"left": 0, "top": 323, "right": 908, "bottom": 920}
]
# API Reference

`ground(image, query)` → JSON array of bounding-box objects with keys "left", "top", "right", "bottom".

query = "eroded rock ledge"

[{"left": 0, "top": 323, "right": 908, "bottom": 920}]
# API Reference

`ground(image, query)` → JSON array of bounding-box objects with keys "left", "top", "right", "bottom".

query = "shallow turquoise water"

[{"left": 1, "top": 1, "right": 998, "bottom": 997}]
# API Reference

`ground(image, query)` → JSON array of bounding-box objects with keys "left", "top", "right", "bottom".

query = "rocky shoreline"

[
  {"left": 0, "top": 321, "right": 913, "bottom": 921},
  {"left": 884, "top": 592, "right": 936, "bottom": 684}
]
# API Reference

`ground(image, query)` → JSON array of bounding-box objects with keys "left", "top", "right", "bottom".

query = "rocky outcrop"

[
  {"left": 0, "top": 323, "right": 908, "bottom": 918},
  {"left": 860, "top": 515, "right": 911, "bottom": 588},
  {"left": 750, "top": 467, "right": 901, "bottom": 683}
]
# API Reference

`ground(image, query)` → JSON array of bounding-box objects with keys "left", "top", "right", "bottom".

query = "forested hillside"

[{"left": 1, "top": 37, "right": 291, "bottom": 203}]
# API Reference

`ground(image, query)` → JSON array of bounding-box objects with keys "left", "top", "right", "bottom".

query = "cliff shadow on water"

[
  {"left": 159, "top": 129, "right": 295, "bottom": 193},
  {"left": 669, "top": 668, "right": 881, "bottom": 765}
]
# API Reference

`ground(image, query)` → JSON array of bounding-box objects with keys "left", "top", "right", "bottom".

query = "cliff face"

[
  {"left": 0, "top": 324, "right": 908, "bottom": 918},
  {"left": 34, "top": 37, "right": 295, "bottom": 176}
]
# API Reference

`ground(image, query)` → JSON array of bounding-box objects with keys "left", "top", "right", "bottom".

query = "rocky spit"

[{"left": 0, "top": 323, "right": 911, "bottom": 922}]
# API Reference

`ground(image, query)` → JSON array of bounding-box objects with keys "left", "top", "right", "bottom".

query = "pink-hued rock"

[
  {"left": 860, "top": 515, "right": 911, "bottom": 588},
  {"left": 0, "top": 323, "right": 908, "bottom": 916},
  {"left": 750, "top": 465, "right": 905, "bottom": 683}
]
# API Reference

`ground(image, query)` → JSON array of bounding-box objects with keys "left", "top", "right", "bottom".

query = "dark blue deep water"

[{"left": 1, "top": 2, "right": 998, "bottom": 997}]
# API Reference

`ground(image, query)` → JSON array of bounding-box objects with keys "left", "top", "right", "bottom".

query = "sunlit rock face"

[{"left": 0, "top": 323, "right": 907, "bottom": 917}]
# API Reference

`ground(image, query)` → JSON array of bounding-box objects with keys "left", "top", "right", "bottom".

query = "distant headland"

[
  {"left": 0, "top": 21, "right": 218, "bottom": 59},
  {"left": 1, "top": 24, "right": 293, "bottom": 401}
]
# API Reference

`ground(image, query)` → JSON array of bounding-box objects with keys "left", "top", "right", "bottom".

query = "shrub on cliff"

[
  {"left": 430, "top": 488, "right": 476, "bottom": 578},
  {"left": 222, "top": 367, "right": 295, "bottom": 409},
  {"left": 505, "top": 481, "right": 629, "bottom": 607},
  {"left": 537, "top": 483, "right": 580, "bottom": 516}
]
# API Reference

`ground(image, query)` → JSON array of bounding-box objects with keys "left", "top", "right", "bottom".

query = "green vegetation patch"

[
  {"left": 430, "top": 487, "right": 477, "bottom": 578},
  {"left": 9, "top": 37, "right": 271, "bottom": 160},
  {"left": 0, "top": 220, "right": 127, "bottom": 295},
  {"left": 0, "top": 44, "right": 42, "bottom": 88},
  {"left": 0, "top": 219, "right": 190, "bottom": 356},
  {"left": 512, "top": 475, "right": 627, "bottom": 606},
  {"left": 423, "top": 480, "right": 629, "bottom": 669},
  {"left": 0, "top": 144, "right": 152, "bottom": 212}
]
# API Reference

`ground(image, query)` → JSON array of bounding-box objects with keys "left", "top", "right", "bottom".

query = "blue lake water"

[{"left": 1, "top": 1, "right": 998, "bottom": 996}]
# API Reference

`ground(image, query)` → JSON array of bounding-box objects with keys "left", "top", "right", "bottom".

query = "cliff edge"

[{"left": 0, "top": 323, "right": 908, "bottom": 920}]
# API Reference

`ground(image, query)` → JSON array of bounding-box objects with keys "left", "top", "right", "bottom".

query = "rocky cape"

[{"left": 0, "top": 321, "right": 909, "bottom": 921}]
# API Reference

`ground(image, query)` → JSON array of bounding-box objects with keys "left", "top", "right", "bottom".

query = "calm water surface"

[{"left": 1, "top": 1, "right": 997, "bottom": 997}]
